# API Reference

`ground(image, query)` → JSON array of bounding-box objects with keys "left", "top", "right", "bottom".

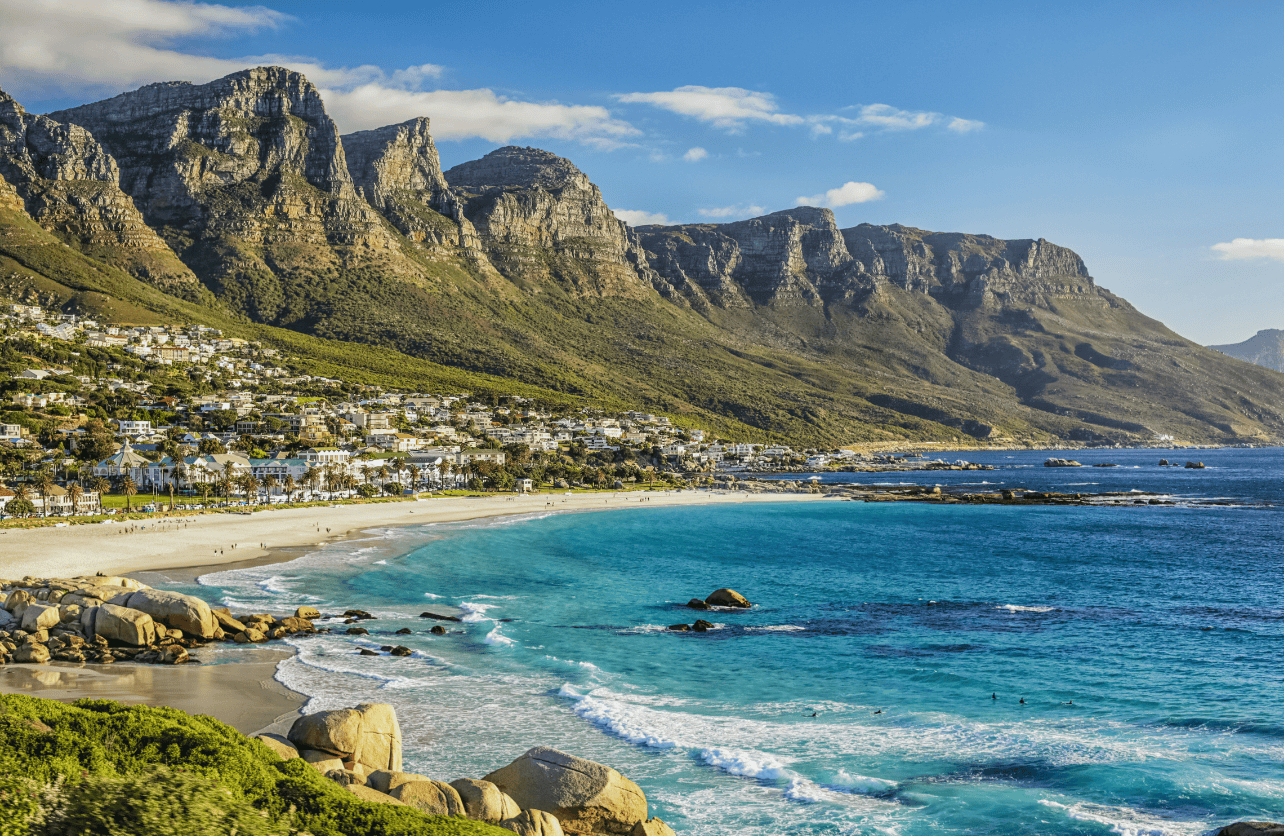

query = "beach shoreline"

[
  {"left": 0, "top": 491, "right": 828, "bottom": 728},
  {"left": 0, "top": 490, "right": 829, "bottom": 581}
]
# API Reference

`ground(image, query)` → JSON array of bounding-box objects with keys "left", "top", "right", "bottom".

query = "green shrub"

[
  {"left": 33, "top": 766, "right": 294, "bottom": 836},
  {"left": 0, "top": 757, "right": 41, "bottom": 836}
]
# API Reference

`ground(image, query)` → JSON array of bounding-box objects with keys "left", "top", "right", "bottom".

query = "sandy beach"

[
  {"left": 0, "top": 490, "right": 825, "bottom": 726},
  {"left": 0, "top": 489, "right": 826, "bottom": 580}
]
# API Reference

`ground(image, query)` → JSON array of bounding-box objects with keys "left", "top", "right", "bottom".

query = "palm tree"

[
  {"left": 284, "top": 474, "right": 297, "bottom": 502},
  {"left": 437, "top": 459, "right": 450, "bottom": 488},
  {"left": 263, "top": 474, "right": 279, "bottom": 502},
  {"left": 241, "top": 473, "right": 261, "bottom": 505},
  {"left": 377, "top": 464, "right": 390, "bottom": 490},
  {"left": 408, "top": 464, "right": 420, "bottom": 492},
  {"left": 66, "top": 480, "right": 84, "bottom": 517},
  {"left": 197, "top": 482, "right": 212, "bottom": 507},
  {"left": 122, "top": 475, "right": 138, "bottom": 512},
  {"left": 304, "top": 466, "right": 320, "bottom": 498},
  {"left": 90, "top": 476, "right": 109, "bottom": 512},
  {"left": 32, "top": 469, "right": 54, "bottom": 518}
]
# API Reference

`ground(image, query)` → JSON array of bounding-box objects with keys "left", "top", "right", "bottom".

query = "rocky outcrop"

[
  {"left": 704, "top": 588, "right": 751, "bottom": 608},
  {"left": 484, "top": 747, "right": 649, "bottom": 836},
  {"left": 1217, "top": 824, "right": 1284, "bottom": 836},
  {"left": 110, "top": 588, "right": 217, "bottom": 638},
  {"left": 48, "top": 67, "right": 420, "bottom": 323},
  {"left": 451, "top": 778, "right": 521, "bottom": 823},
  {"left": 0, "top": 87, "right": 198, "bottom": 293},
  {"left": 445, "top": 146, "right": 657, "bottom": 298},
  {"left": 502, "top": 809, "right": 566, "bottom": 836},
  {"left": 287, "top": 703, "right": 402, "bottom": 773}
]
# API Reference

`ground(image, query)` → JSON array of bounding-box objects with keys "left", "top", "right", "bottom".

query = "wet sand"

[{"left": 0, "top": 646, "right": 305, "bottom": 734}]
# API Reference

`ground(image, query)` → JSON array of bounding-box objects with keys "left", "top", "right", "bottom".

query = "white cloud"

[
  {"left": 614, "top": 209, "right": 670, "bottom": 227},
  {"left": 0, "top": 0, "right": 638, "bottom": 146},
  {"left": 947, "top": 116, "right": 985, "bottom": 133},
  {"left": 1211, "top": 238, "right": 1284, "bottom": 262},
  {"left": 615, "top": 85, "right": 804, "bottom": 131},
  {"left": 851, "top": 103, "right": 938, "bottom": 131},
  {"left": 682, "top": 146, "right": 708, "bottom": 162},
  {"left": 796, "top": 181, "right": 885, "bottom": 208},
  {"left": 698, "top": 204, "right": 766, "bottom": 219},
  {"left": 814, "top": 104, "right": 985, "bottom": 138}
]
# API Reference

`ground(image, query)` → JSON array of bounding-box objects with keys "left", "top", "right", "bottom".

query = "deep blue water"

[{"left": 190, "top": 448, "right": 1284, "bottom": 836}]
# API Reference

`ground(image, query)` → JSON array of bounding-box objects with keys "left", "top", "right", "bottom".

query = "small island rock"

[{"left": 704, "top": 589, "right": 751, "bottom": 608}]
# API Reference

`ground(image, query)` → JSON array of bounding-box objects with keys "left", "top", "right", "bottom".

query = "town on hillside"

[{"left": 0, "top": 303, "right": 864, "bottom": 518}]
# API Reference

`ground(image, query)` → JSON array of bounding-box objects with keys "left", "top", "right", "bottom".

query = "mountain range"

[
  {"left": 1209, "top": 330, "right": 1284, "bottom": 374},
  {"left": 3, "top": 66, "right": 1284, "bottom": 446}
]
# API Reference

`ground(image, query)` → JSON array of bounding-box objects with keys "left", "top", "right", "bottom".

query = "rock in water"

[
  {"left": 501, "top": 809, "right": 565, "bottom": 836},
  {"left": 450, "top": 778, "right": 521, "bottom": 823},
  {"left": 685, "top": 598, "right": 711, "bottom": 610},
  {"left": 483, "top": 747, "right": 648, "bottom": 835},
  {"left": 295, "top": 606, "right": 321, "bottom": 619},
  {"left": 692, "top": 620, "right": 714, "bottom": 632},
  {"left": 704, "top": 588, "right": 751, "bottom": 608},
  {"left": 1217, "top": 824, "right": 1284, "bottom": 836}
]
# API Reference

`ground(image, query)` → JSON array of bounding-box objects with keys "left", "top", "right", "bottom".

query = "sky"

[{"left": 0, "top": 0, "right": 1281, "bottom": 345}]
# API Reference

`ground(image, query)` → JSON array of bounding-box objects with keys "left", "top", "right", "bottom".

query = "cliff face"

[
  {"left": 48, "top": 67, "right": 419, "bottom": 323},
  {"left": 444, "top": 146, "right": 656, "bottom": 298},
  {"left": 0, "top": 88, "right": 199, "bottom": 294},
  {"left": 341, "top": 118, "right": 489, "bottom": 265}
]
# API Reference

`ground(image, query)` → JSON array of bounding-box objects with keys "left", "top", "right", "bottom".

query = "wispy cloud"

[
  {"left": 614, "top": 209, "right": 670, "bottom": 227},
  {"left": 796, "top": 181, "right": 885, "bottom": 208},
  {"left": 0, "top": 0, "right": 638, "bottom": 145},
  {"left": 1211, "top": 238, "right": 1284, "bottom": 262},
  {"left": 811, "top": 104, "right": 984, "bottom": 139},
  {"left": 698, "top": 204, "right": 766, "bottom": 219},
  {"left": 682, "top": 146, "right": 708, "bottom": 162},
  {"left": 616, "top": 86, "right": 804, "bottom": 131}
]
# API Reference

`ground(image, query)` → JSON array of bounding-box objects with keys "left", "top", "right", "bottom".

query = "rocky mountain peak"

[
  {"left": 0, "top": 86, "right": 198, "bottom": 292},
  {"left": 344, "top": 117, "right": 447, "bottom": 201},
  {"left": 444, "top": 146, "right": 590, "bottom": 192}
]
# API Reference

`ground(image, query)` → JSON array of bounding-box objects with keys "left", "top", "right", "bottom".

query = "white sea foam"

[
  {"left": 747, "top": 625, "right": 805, "bottom": 632},
  {"left": 699, "top": 747, "right": 789, "bottom": 780},
  {"left": 1038, "top": 799, "right": 1207, "bottom": 836},
  {"left": 997, "top": 604, "right": 1056, "bottom": 613},
  {"left": 373, "top": 560, "right": 388, "bottom": 565},
  {"left": 832, "top": 769, "right": 897, "bottom": 794},
  {"left": 422, "top": 592, "right": 443, "bottom": 599},
  {"left": 459, "top": 602, "right": 495, "bottom": 622},
  {"left": 484, "top": 626, "right": 515, "bottom": 646}
]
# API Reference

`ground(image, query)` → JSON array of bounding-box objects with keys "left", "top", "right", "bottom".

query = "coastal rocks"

[
  {"left": 666, "top": 624, "right": 690, "bottom": 632},
  {"left": 296, "top": 606, "right": 321, "bottom": 619},
  {"left": 13, "top": 643, "right": 50, "bottom": 663},
  {"left": 346, "top": 627, "right": 369, "bottom": 635},
  {"left": 684, "top": 599, "right": 711, "bottom": 611},
  {"left": 1186, "top": 461, "right": 1207, "bottom": 469},
  {"left": 420, "top": 611, "right": 462, "bottom": 621},
  {"left": 82, "top": 603, "right": 158, "bottom": 646},
  {"left": 301, "top": 749, "right": 346, "bottom": 773},
  {"left": 632, "top": 819, "right": 676, "bottom": 836},
  {"left": 1217, "top": 824, "right": 1284, "bottom": 836},
  {"left": 20, "top": 602, "right": 60, "bottom": 633},
  {"left": 430, "top": 626, "right": 447, "bottom": 635},
  {"left": 501, "top": 809, "right": 566, "bottom": 836},
  {"left": 484, "top": 747, "right": 648, "bottom": 836},
  {"left": 704, "top": 589, "right": 751, "bottom": 608},
  {"left": 287, "top": 703, "right": 402, "bottom": 773},
  {"left": 692, "top": 620, "right": 714, "bottom": 632},
  {"left": 389, "top": 645, "right": 413, "bottom": 657},
  {"left": 253, "top": 733, "right": 299, "bottom": 761},
  {"left": 1043, "top": 458, "right": 1082, "bottom": 467},
  {"left": 233, "top": 628, "right": 266, "bottom": 644},
  {"left": 111, "top": 589, "right": 217, "bottom": 638},
  {"left": 348, "top": 784, "right": 409, "bottom": 806},
  {"left": 214, "top": 610, "right": 247, "bottom": 634},
  {"left": 450, "top": 778, "right": 522, "bottom": 823},
  {"left": 390, "top": 779, "right": 466, "bottom": 816}
]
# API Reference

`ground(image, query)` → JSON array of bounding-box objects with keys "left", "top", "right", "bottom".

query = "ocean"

[{"left": 185, "top": 448, "right": 1284, "bottom": 835}]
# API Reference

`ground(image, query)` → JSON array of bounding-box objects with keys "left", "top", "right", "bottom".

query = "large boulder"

[
  {"left": 1218, "top": 825, "right": 1284, "bottom": 836},
  {"left": 483, "top": 747, "right": 648, "bottom": 836},
  {"left": 253, "top": 733, "right": 299, "bottom": 761},
  {"left": 704, "top": 589, "right": 750, "bottom": 608},
  {"left": 501, "top": 810, "right": 566, "bottom": 836},
  {"left": 300, "top": 749, "right": 345, "bottom": 774},
  {"left": 81, "top": 604, "right": 158, "bottom": 646},
  {"left": 20, "top": 602, "right": 60, "bottom": 633},
  {"left": 347, "top": 785, "right": 407, "bottom": 806},
  {"left": 4, "top": 589, "right": 31, "bottom": 619},
  {"left": 287, "top": 703, "right": 401, "bottom": 773},
  {"left": 451, "top": 778, "right": 521, "bottom": 822},
  {"left": 389, "top": 780, "right": 466, "bottom": 816},
  {"left": 214, "top": 610, "right": 247, "bottom": 634},
  {"left": 110, "top": 589, "right": 217, "bottom": 638}
]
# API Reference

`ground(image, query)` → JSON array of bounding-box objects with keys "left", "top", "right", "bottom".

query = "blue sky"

[{"left": 1, "top": 0, "right": 1281, "bottom": 344}]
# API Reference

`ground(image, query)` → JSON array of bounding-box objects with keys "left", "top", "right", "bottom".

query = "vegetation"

[{"left": 0, "top": 695, "right": 509, "bottom": 836}]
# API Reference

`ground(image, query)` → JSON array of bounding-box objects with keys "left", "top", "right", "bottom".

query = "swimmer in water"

[
  {"left": 991, "top": 693, "right": 998, "bottom": 700},
  {"left": 1019, "top": 698, "right": 1025, "bottom": 704},
  {"left": 809, "top": 712, "right": 818, "bottom": 717},
  {"left": 874, "top": 709, "right": 882, "bottom": 715}
]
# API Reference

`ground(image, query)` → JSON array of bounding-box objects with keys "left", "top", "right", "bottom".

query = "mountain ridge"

[{"left": 2, "top": 65, "right": 1282, "bottom": 446}]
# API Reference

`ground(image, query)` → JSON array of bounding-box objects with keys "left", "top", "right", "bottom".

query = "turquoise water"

[{"left": 192, "top": 449, "right": 1284, "bottom": 836}]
